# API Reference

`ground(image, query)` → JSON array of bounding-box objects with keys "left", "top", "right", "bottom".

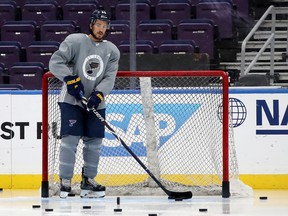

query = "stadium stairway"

[{"left": 219, "top": 1, "right": 288, "bottom": 86}]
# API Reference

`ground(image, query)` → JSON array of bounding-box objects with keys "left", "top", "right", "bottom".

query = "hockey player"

[{"left": 49, "top": 9, "right": 120, "bottom": 198}]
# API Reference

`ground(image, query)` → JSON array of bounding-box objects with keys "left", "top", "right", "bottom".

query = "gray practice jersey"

[{"left": 49, "top": 33, "right": 120, "bottom": 109}]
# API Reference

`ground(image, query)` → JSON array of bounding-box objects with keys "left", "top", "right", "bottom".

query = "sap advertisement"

[{"left": 0, "top": 87, "right": 288, "bottom": 187}]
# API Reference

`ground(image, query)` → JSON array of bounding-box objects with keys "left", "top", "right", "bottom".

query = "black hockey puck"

[
  {"left": 117, "top": 197, "right": 120, "bottom": 205},
  {"left": 148, "top": 214, "right": 157, "bottom": 216},
  {"left": 259, "top": 196, "right": 268, "bottom": 200},
  {"left": 0, "top": 188, "right": 3, "bottom": 191},
  {"left": 175, "top": 198, "right": 183, "bottom": 201},
  {"left": 114, "top": 208, "right": 122, "bottom": 212},
  {"left": 83, "top": 206, "right": 91, "bottom": 209},
  {"left": 68, "top": 193, "right": 75, "bottom": 197},
  {"left": 45, "top": 208, "right": 53, "bottom": 212},
  {"left": 32, "top": 205, "right": 41, "bottom": 208},
  {"left": 199, "top": 208, "right": 208, "bottom": 212}
]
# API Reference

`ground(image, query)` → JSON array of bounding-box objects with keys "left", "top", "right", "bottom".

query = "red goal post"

[{"left": 41, "top": 70, "right": 231, "bottom": 198}]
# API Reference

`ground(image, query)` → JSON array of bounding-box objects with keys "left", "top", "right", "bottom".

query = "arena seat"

[
  {"left": 155, "top": 0, "right": 192, "bottom": 26},
  {"left": 22, "top": 1, "right": 59, "bottom": 27},
  {"left": 105, "top": 20, "right": 130, "bottom": 47},
  {"left": 196, "top": 0, "right": 234, "bottom": 39},
  {"left": 26, "top": 41, "right": 60, "bottom": 70},
  {"left": 158, "top": 40, "right": 197, "bottom": 54},
  {"left": 137, "top": 19, "right": 173, "bottom": 48},
  {"left": 0, "top": 41, "right": 22, "bottom": 69},
  {"left": 118, "top": 40, "right": 155, "bottom": 54},
  {"left": 62, "top": 0, "right": 98, "bottom": 34},
  {"left": 1, "top": 21, "right": 37, "bottom": 48},
  {"left": 0, "top": 0, "right": 17, "bottom": 27},
  {"left": 177, "top": 19, "right": 217, "bottom": 60},
  {"left": 98, "top": 0, "right": 118, "bottom": 12},
  {"left": 40, "top": 20, "right": 77, "bottom": 43},
  {"left": 115, "top": 0, "right": 151, "bottom": 26},
  {"left": 9, "top": 62, "right": 45, "bottom": 90}
]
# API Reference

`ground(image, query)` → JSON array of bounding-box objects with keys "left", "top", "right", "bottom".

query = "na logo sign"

[{"left": 101, "top": 103, "right": 201, "bottom": 157}]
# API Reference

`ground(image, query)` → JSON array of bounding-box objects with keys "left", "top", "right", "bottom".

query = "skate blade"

[
  {"left": 60, "top": 191, "right": 69, "bottom": 198},
  {"left": 80, "top": 190, "right": 105, "bottom": 198}
]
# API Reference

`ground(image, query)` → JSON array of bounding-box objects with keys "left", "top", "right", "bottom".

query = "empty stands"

[
  {"left": 40, "top": 20, "right": 77, "bottom": 42},
  {"left": 1, "top": 21, "right": 37, "bottom": 48},
  {"left": 0, "top": 41, "right": 22, "bottom": 68},
  {"left": 0, "top": 0, "right": 252, "bottom": 89},
  {"left": 155, "top": 0, "right": 193, "bottom": 26},
  {"left": 26, "top": 41, "right": 60, "bottom": 70},
  {"left": 158, "top": 40, "right": 197, "bottom": 54},
  {"left": 0, "top": 0, "right": 17, "bottom": 27},
  {"left": 115, "top": 0, "right": 151, "bottom": 26},
  {"left": 196, "top": 0, "right": 234, "bottom": 39},
  {"left": 177, "top": 19, "right": 218, "bottom": 60},
  {"left": 62, "top": 0, "right": 98, "bottom": 33},
  {"left": 9, "top": 62, "right": 44, "bottom": 89},
  {"left": 105, "top": 20, "right": 130, "bottom": 47},
  {"left": 118, "top": 40, "right": 155, "bottom": 54},
  {"left": 22, "top": 1, "right": 59, "bottom": 27},
  {"left": 137, "top": 19, "right": 173, "bottom": 48}
]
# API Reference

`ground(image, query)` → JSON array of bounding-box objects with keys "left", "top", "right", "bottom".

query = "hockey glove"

[
  {"left": 64, "top": 75, "right": 84, "bottom": 100},
  {"left": 87, "top": 90, "right": 104, "bottom": 110}
]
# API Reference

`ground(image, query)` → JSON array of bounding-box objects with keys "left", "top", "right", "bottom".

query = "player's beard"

[{"left": 91, "top": 30, "right": 104, "bottom": 42}]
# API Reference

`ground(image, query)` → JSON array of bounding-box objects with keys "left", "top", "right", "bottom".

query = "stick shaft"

[{"left": 82, "top": 96, "right": 192, "bottom": 199}]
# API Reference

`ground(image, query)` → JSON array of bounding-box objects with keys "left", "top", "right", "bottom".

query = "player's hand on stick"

[
  {"left": 86, "top": 90, "right": 104, "bottom": 111},
  {"left": 64, "top": 75, "right": 84, "bottom": 100}
]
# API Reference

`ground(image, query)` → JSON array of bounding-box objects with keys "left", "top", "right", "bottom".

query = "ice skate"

[
  {"left": 59, "top": 178, "right": 71, "bottom": 198},
  {"left": 80, "top": 176, "right": 106, "bottom": 198}
]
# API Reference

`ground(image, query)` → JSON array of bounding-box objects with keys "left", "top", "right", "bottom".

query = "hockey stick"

[{"left": 81, "top": 97, "right": 192, "bottom": 199}]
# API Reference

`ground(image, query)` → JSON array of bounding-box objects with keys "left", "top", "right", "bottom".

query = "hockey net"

[{"left": 42, "top": 70, "right": 251, "bottom": 198}]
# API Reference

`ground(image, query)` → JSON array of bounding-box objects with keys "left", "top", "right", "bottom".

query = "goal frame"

[{"left": 41, "top": 70, "right": 230, "bottom": 198}]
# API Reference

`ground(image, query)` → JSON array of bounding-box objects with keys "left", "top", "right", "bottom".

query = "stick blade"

[{"left": 167, "top": 191, "right": 192, "bottom": 200}]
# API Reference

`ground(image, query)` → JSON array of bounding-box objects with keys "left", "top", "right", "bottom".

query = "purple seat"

[
  {"left": 0, "top": 41, "right": 22, "bottom": 69},
  {"left": 155, "top": 0, "right": 192, "bottom": 26},
  {"left": 26, "top": 41, "right": 60, "bottom": 70},
  {"left": 106, "top": 20, "right": 130, "bottom": 47},
  {"left": 98, "top": 0, "right": 118, "bottom": 12},
  {"left": 177, "top": 19, "right": 217, "bottom": 59},
  {"left": 1, "top": 21, "right": 37, "bottom": 48},
  {"left": 118, "top": 40, "right": 155, "bottom": 54},
  {"left": 63, "top": 0, "right": 98, "bottom": 34},
  {"left": 137, "top": 19, "right": 173, "bottom": 48},
  {"left": 0, "top": 0, "right": 17, "bottom": 26},
  {"left": 40, "top": 20, "right": 77, "bottom": 43},
  {"left": 115, "top": 0, "right": 151, "bottom": 26},
  {"left": 22, "top": 1, "right": 58, "bottom": 27},
  {"left": 9, "top": 62, "right": 44, "bottom": 90},
  {"left": 196, "top": 0, "right": 233, "bottom": 39},
  {"left": 158, "top": 40, "right": 196, "bottom": 54}
]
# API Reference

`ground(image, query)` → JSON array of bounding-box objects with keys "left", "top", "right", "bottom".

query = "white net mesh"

[{"left": 43, "top": 71, "right": 250, "bottom": 197}]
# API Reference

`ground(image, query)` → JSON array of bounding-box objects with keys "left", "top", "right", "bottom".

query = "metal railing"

[{"left": 240, "top": 5, "right": 275, "bottom": 85}]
